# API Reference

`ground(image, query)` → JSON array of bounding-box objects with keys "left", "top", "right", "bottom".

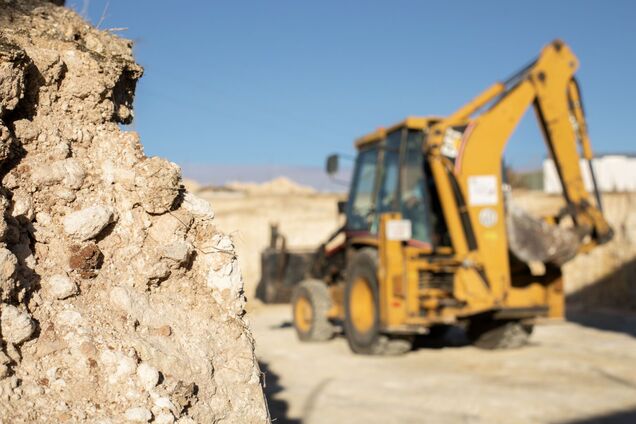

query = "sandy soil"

[{"left": 252, "top": 304, "right": 636, "bottom": 424}]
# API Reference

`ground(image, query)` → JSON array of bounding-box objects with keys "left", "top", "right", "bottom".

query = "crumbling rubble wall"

[{"left": 0, "top": 1, "right": 268, "bottom": 422}]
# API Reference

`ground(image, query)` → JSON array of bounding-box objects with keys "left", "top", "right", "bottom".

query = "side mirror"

[
  {"left": 337, "top": 200, "right": 347, "bottom": 215},
  {"left": 326, "top": 154, "right": 339, "bottom": 176}
]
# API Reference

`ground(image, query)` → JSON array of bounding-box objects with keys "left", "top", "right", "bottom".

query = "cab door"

[
  {"left": 345, "top": 144, "right": 380, "bottom": 234},
  {"left": 377, "top": 129, "right": 442, "bottom": 328},
  {"left": 374, "top": 129, "right": 411, "bottom": 328},
  {"left": 373, "top": 129, "right": 403, "bottom": 232}
]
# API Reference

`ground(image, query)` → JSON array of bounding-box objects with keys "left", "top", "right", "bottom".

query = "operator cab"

[{"left": 346, "top": 118, "right": 449, "bottom": 249}]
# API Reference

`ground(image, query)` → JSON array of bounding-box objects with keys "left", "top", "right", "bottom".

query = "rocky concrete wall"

[{"left": 0, "top": 1, "right": 268, "bottom": 422}]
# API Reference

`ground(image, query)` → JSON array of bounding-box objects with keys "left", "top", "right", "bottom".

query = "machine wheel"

[
  {"left": 343, "top": 248, "right": 412, "bottom": 355},
  {"left": 291, "top": 279, "right": 335, "bottom": 342},
  {"left": 467, "top": 318, "right": 533, "bottom": 350}
]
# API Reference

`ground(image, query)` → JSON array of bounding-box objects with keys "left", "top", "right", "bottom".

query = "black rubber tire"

[
  {"left": 426, "top": 325, "right": 451, "bottom": 339},
  {"left": 343, "top": 248, "right": 412, "bottom": 355},
  {"left": 467, "top": 318, "right": 533, "bottom": 350},
  {"left": 291, "top": 279, "right": 335, "bottom": 342}
]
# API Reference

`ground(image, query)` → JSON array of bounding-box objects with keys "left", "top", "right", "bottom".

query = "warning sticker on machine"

[
  {"left": 386, "top": 220, "right": 412, "bottom": 241},
  {"left": 468, "top": 175, "right": 498, "bottom": 206}
]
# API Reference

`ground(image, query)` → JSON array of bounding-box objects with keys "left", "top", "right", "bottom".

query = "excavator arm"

[{"left": 426, "top": 40, "right": 612, "bottom": 299}]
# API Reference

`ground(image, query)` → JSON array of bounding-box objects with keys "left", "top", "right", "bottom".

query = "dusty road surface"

[{"left": 252, "top": 305, "right": 636, "bottom": 424}]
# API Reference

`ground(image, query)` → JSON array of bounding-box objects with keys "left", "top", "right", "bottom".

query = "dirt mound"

[
  {"left": 0, "top": 2, "right": 267, "bottom": 423},
  {"left": 226, "top": 177, "right": 315, "bottom": 195},
  {"left": 182, "top": 178, "right": 201, "bottom": 193}
]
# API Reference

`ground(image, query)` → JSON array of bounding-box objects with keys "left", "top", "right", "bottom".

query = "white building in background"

[{"left": 543, "top": 154, "right": 636, "bottom": 194}]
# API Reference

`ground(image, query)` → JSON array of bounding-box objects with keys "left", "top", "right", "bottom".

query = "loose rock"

[
  {"left": 155, "top": 412, "right": 176, "bottom": 424},
  {"left": 0, "top": 248, "right": 17, "bottom": 301},
  {"left": 162, "top": 241, "right": 192, "bottom": 265},
  {"left": 68, "top": 243, "right": 104, "bottom": 278},
  {"left": 63, "top": 205, "right": 115, "bottom": 241},
  {"left": 136, "top": 362, "right": 160, "bottom": 391},
  {"left": 45, "top": 274, "right": 78, "bottom": 300},
  {"left": 0, "top": 304, "right": 35, "bottom": 345},
  {"left": 135, "top": 157, "right": 181, "bottom": 214},
  {"left": 125, "top": 407, "right": 152, "bottom": 422}
]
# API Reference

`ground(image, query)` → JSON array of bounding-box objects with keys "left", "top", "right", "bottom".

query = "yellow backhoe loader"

[{"left": 259, "top": 40, "right": 613, "bottom": 352}]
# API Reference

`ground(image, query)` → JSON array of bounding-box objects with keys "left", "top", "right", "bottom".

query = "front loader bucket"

[
  {"left": 506, "top": 203, "right": 581, "bottom": 266},
  {"left": 255, "top": 247, "right": 314, "bottom": 303},
  {"left": 255, "top": 224, "right": 315, "bottom": 303}
]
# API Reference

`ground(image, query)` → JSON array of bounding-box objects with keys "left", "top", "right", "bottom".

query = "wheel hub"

[
  {"left": 294, "top": 296, "right": 313, "bottom": 333},
  {"left": 350, "top": 277, "right": 375, "bottom": 333}
]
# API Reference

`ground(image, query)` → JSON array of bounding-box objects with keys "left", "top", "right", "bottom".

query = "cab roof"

[{"left": 354, "top": 116, "right": 440, "bottom": 149}]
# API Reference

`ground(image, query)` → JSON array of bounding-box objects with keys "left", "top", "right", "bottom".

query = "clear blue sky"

[{"left": 73, "top": 0, "right": 635, "bottom": 171}]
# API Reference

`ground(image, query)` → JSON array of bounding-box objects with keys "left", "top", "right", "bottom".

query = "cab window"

[
  {"left": 401, "top": 130, "right": 432, "bottom": 244},
  {"left": 372, "top": 130, "right": 403, "bottom": 232},
  {"left": 400, "top": 130, "right": 450, "bottom": 246},
  {"left": 346, "top": 146, "right": 379, "bottom": 231}
]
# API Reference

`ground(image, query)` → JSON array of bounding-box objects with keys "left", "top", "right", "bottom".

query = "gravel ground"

[{"left": 251, "top": 305, "right": 636, "bottom": 424}]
